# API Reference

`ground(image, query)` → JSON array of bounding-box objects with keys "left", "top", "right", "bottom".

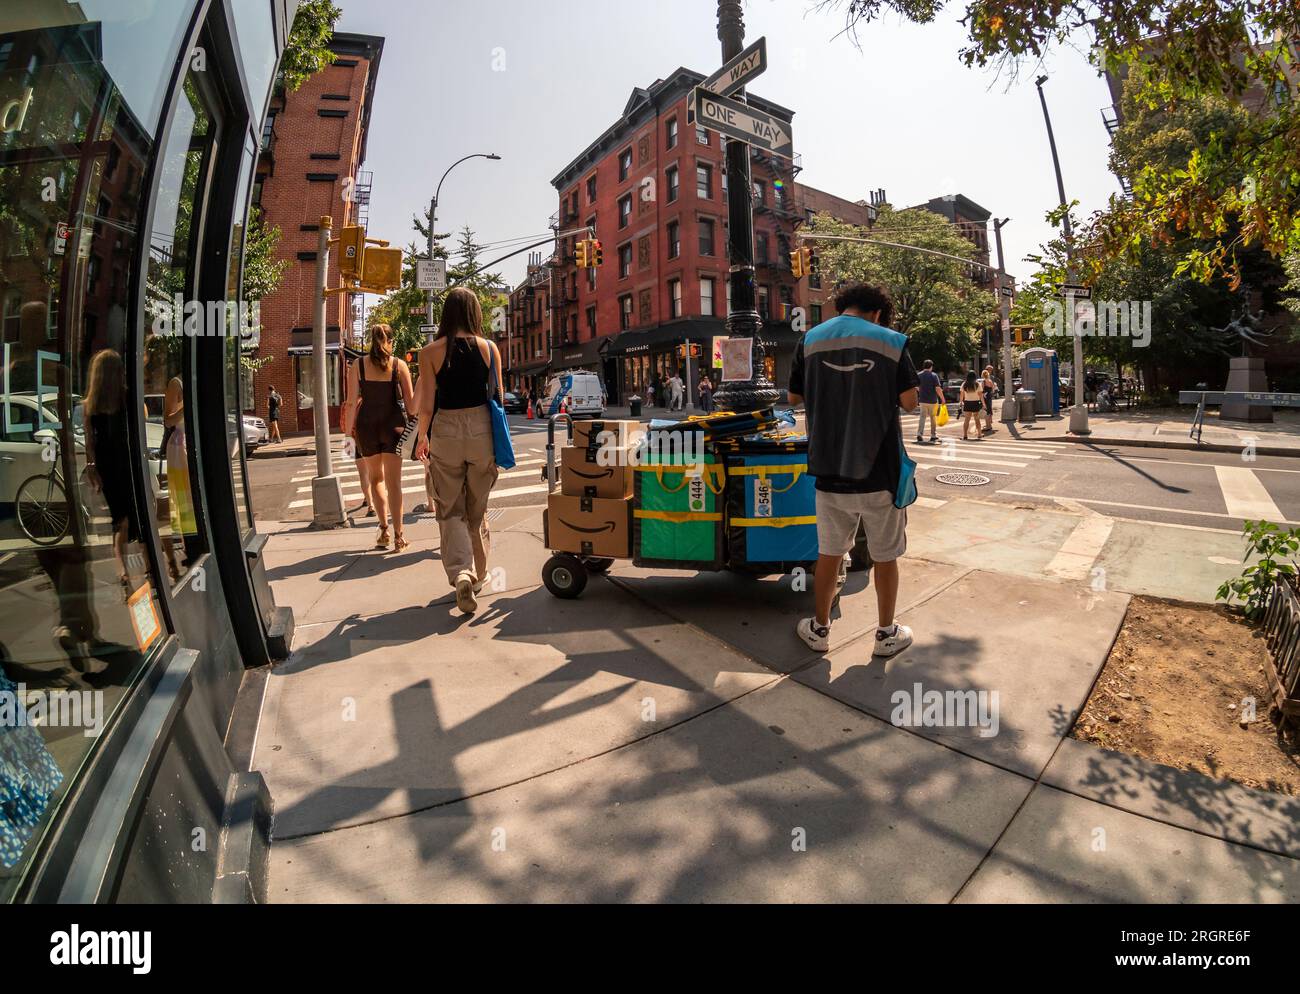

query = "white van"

[{"left": 542, "top": 369, "right": 606, "bottom": 419}]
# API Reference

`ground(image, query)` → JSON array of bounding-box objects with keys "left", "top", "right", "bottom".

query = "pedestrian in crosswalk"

[
  {"left": 960, "top": 371, "right": 987, "bottom": 440},
  {"left": 915, "top": 359, "right": 944, "bottom": 444}
]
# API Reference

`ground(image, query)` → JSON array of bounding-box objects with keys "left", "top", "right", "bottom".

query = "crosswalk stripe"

[
  {"left": 1215, "top": 465, "right": 1284, "bottom": 521},
  {"left": 286, "top": 480, "right": 550, "bottom": 509},
  {"left": 907, "top": 452, "right": 1028, "bottom": 469},
  {"left": 291, "top": 457, "right": 544, "bottom": 483},
  {"left": 294, "top": 464, "right": 544, "bottom": 494}
]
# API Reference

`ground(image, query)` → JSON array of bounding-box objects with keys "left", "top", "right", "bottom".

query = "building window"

[
  {"left": 586, "top": 174, "right": 597, "bottom": 203},
  {"left": 618, "top": 243, "right": 632, "bottom": 278},
  {"left": 666, "top": 117, "right": 678, "bottom": 149},
  {"left": 753, "top": 179, "right": 765, "bottom": 204},
  {"left": 774, "top": 183, "right": 786, "bottom": 209},
  {"left": 696, "top": 125, "right": 709, "bottom": 145},
  {"left": 810, "top": 303, "right": 823, "bottom": 326},
  {"left": 619, "top": 194, "right": 632, "bottom": 229},
  {"left": 669, "top": 278, "right": 682, "bottom": 318},
  {"left": 620, "top": 294, "right": 633, "bottom": 329},
  {"left": 699, "top": 218, "right": 715, "bottom": 256},
  {"left": 619, "top": 147, "right": 633, "bottom": 181},
  {"left": 756, "top": 232, "right": 769, "bottom": 263},
  {"left": 701, "top": 277, "right": 716, "bottom": 316},
  {"left": 667, "top": 221, "right": 680, "bottom": 259},
  {"left": 696, "top": 164, "right": 712, "bottom": 199},
  {"left": 666, "top": 165, "right": 679, "bottom": 203},
  {"left": 587, "top": 305, "right": 597, "bottom": 336},
  {"left": 758, "top": 285, "right": 771, "bottom": 319}
]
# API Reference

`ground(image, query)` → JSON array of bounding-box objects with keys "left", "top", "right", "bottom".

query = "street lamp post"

[
  {"left": 1035, "top": 75, "right": 1088, "bottom": 434},
  {"left": 711, "top": 0, "right": 779, "bottom": 413},
  {"left": 426, "top": 153, "right": 501, "bottom": 329},
  {"left": 994, "top": 218, "right": 1018, "bottom": 424}
]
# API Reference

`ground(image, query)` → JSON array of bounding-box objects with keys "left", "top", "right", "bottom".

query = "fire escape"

[
  {"left": 1101, "top": 106, "right": 1132, "bottom": 196},
  {"left": 549, "top": 202, "right": 582, "bottom": 352},
  {"left": 751, "top": 148, "right": 804, "bottom": 322}
]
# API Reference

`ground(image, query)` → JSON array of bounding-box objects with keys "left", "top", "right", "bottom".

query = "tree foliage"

[
  {"left": 279, "top": 0, "right": 342, "bottom": 92},
  {"left": 809, "top": 205, "right": 995, "bottom": 373},
  {"left": 240, "top": 206, "right": 291, "bottom": 302},
  {"left": 817, "top": 0, "right": 1300, "bottom": 284}
]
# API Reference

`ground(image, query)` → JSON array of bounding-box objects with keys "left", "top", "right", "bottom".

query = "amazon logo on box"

[
  {"left": 560, "top": 446, "right": 632, "bottom": 499},
  {"left": 544, "top": 494, "right": 632, "bottom": 559}
]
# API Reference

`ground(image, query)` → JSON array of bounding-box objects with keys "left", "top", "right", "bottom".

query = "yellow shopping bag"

[{"left": 936, "top": 402, "right": 949, "bottom": 427}]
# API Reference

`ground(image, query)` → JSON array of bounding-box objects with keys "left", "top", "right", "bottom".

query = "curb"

[{"left": 1033, "top": 433, "right": 1300, "bottom": 458}]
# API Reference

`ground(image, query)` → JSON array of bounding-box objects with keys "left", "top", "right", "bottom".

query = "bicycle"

[{"left": 15, "top": 434, "right": 85, "bottom": 546}]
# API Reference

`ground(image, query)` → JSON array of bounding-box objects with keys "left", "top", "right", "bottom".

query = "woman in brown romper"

[{"left": 346, "top": 324, "right": 415, "bottom": 550}]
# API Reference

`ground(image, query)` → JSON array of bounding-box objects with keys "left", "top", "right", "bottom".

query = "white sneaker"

[
  {"left": 872, "top": 623, "right": 913, "bottom": 658},
  {"left": 455, "top": 574, "right": 478, "bottom": 615},
  {"left": 797, "top": 617, "right": 831, "bottom": 652}
]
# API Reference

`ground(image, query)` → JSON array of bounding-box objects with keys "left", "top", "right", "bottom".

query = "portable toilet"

[{"left": 1020, "top": 347, "right": 1060, "bottom": 414}]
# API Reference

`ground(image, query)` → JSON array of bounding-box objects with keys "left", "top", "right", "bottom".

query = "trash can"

[
  {"left": 1017, "top": 389, "right": 1037, "bottom": 422},
  {"left": 629, "top": 394, "right": 643, "bottom": 418}
]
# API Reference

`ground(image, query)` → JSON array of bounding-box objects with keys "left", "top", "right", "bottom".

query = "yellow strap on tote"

[
  {"left": 730, "top": 514, "right": 817, "bottom": 528},
  {"left": 728, "top": 463, "right": 805, "bottom": 493},
  {"left": 636, "top": 462, "right": 726, "bottom": 495},
  {"left": 634, "top": 509, "right": 724, "bottom": 523}
]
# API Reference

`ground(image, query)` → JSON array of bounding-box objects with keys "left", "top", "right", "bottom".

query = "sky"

[{"left": 337, "top": 0, "right": 1119, "bottom": 297}]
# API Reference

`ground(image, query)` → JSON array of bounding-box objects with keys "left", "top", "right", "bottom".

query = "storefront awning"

[
  {"left": 551, "top": 337, "right": 608, "bottom": 368},
  {"left": 603, "top": 318, "right": 727, "bottom": 356},
  {"left": 287, "top": 343, "right": 343, "bottom": 355}
]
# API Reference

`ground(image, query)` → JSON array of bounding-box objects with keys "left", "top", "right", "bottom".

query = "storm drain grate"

[{"left": 934, "top": 471, "right": 992, "bottom": 487}]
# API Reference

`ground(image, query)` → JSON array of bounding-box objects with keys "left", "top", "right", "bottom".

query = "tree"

[
  {"left": 815, "top": 0, "right": 1300, "bottom": 285},
  {"left": 279, "top": 0, "right": 342, "bottom": 92},
  {"left": 809, "top": 205, "right": 995, "bottom": 373},
  {"left": 241, "top": 206, "right": 291, "bottom": 301},
  {"left": 367, "top": 224, "right": 508, "bottom": 360}
]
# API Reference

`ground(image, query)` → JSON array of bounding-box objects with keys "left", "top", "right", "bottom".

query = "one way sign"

[
  {"left": 687, "top": 36, "right": 767, "bottom": 125},
  {"left": 693, "top": 87, "right": 793, "bottom": 157}
]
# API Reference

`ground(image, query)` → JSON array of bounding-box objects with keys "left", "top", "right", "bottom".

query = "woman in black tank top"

[
  {"left": 413, "top": 288, "right": 503, "bottom": 615},
  {"left": 346, "top": 323, "right": 415, "bottom": 550}
]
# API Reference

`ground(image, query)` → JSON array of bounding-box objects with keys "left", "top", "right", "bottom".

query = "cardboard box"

[
  {"left": 544, "top": 494, "right": 631, "bottom": 558},
  {"left": 560, "top": 446, "right": 633, "bottom": 499},
  {"left": 572, "top": 418, "right": 647, "bottom": 453}
]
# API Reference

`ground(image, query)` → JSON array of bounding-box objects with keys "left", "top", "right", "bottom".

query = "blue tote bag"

[
  {"left": 894, "top": 434, "right": 918, "bottom": 509},
  {"left": 486, "top": 347, "right": 516, "bottom": 470}
]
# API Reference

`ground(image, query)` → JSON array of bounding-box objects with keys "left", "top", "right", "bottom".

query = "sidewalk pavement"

[
  {"left": 1001, "top": 404, "right": 1300, "bottom": 457},
  {"left": 246, "top": 503, "right": 1300, "bottom": 902}
]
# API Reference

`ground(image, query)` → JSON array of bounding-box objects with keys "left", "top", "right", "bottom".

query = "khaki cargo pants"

[{"left": 429, "top": 406, "right": 499, "bottom": 586}]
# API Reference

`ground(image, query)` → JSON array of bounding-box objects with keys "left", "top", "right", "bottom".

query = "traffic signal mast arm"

[{"left": 796, "top": 232, "right": 998, "bottom": 275}]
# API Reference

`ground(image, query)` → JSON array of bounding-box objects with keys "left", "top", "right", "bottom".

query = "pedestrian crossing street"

[{"left": 897, "top": 412, "right": 1065, "bottom": 475}]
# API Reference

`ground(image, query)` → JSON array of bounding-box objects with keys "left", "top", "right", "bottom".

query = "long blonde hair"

[
  {"left": 85, "top": 348, "right": 125, "bottom": 415},
  {"left": 368, "top": 323, "right": 394, "bottom": 371}
]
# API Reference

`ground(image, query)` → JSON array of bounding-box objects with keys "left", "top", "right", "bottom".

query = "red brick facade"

[
  {"left": 248, "top": 33, "right": 383, "bottom": 432},
  {"left": 509, "top": 69, "right": 802, "bottom": 404}
]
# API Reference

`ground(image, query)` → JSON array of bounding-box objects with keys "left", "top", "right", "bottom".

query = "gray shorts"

[{"left": 815, "top": 489, "right": 907, "bottom": 561}]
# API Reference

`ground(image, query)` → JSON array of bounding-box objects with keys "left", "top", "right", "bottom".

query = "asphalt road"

[{"left": 246, "top": 411, "right": 1300, "bottom": 537}]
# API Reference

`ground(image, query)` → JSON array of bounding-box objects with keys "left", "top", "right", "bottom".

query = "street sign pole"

[
  {"left": 994, "top": 220, "right": 1017, "bottom": 424},
  {"left": 711, "top": 1, "right": 778, "bottom": 413},
  {"left": 311, "top": 215, "right": 346, "bottom": 528}
]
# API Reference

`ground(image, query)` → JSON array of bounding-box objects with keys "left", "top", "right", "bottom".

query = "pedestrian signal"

[
  {"left": 359, "top": 246, "right": 402, "bottom": 293},
  {"left": 338, "top": 225, "right": 365, "bottom": 280}
]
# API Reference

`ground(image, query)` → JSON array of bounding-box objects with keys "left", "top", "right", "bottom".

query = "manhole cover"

[{"left": 935, "top": 471, "right": 991, "bottom": 487}]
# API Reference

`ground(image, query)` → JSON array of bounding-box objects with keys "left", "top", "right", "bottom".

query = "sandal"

[
  {"left": 375, "top": 527, "right": 391, "bottom": 550},
  {"left": 393, "top": 534, "right": 409, "bottom": 552}
]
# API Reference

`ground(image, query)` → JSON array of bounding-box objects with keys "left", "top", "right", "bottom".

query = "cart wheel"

[
  {"left": 583, "top": 557, "right": 614, "bottom": 574},
  {"left": 543, "top": 555, "right": 588, "bottom": 598}
]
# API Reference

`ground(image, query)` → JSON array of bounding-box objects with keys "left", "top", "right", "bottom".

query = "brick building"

[
  {"left": 526, "top": 68, "right": 802, "bottom": 406},
  {"left": 246, "top": 32, "right": 383, "bottom": 432},
  {"left": 505, "top": 258, "right": 552, "bottom": 397},
  {"left": 790, "top": 182, "right": 879, "bottom": 327}
]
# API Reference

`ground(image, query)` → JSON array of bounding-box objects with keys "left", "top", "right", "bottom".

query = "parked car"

[
  {"left": 241, "top": 414, "right": 268, "bottom": 448},
  {"left": 502, "top": 391, "right": 526, "bottom": 415}
]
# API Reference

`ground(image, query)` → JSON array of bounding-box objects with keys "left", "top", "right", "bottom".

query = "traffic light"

[
  {"left": 359, "top": 245, "right": 402, "bottom": 293},
  {"left": 790, "top": 245, "right": 812, "bottom": 278},
  {"left": 575, "top": 239, "right": 589, "bottom": 268},
  {"left": 338, "top": 225, "right": 365, "bottom": 280},
  {"left": 590, "top": 238, "right": 603, "bottom": 268}
]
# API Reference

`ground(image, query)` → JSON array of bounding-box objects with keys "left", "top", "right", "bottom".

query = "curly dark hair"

[{"left": 833, "top": 282, "right": 894, "bottom": 326}]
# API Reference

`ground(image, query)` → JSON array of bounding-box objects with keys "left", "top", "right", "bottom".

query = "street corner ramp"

[
  {"left": 957, "top": 783, "right": 1300, "bottom": 903},
  {"left": 609, "top": 558, "right": 965, "bottom": 673},
  {"left": 792, "top": 570, "right": 1130, "bottom": 778},
  {"left": 254, "top": 574, "right": 776, "bottom": 840},
  {"left": 267, "top": 679, "right": 1033, "bottom": 903}
]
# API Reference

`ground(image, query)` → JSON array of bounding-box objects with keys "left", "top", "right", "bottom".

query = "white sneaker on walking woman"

[{"left": 455, "top": 573, "right": 478, "bottom": 615}]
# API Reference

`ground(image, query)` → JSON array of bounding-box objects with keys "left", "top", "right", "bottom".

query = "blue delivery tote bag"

[
  {"left": 486, "top": 347, "right": 516, "bottom": 470},
  {"left": 894, "top": 434, "right": 917, "bottom": 509}
]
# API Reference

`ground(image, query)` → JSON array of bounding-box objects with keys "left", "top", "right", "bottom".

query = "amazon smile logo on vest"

[{"left": 822, "top": 358, "right": 876, "bottom": 373}]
